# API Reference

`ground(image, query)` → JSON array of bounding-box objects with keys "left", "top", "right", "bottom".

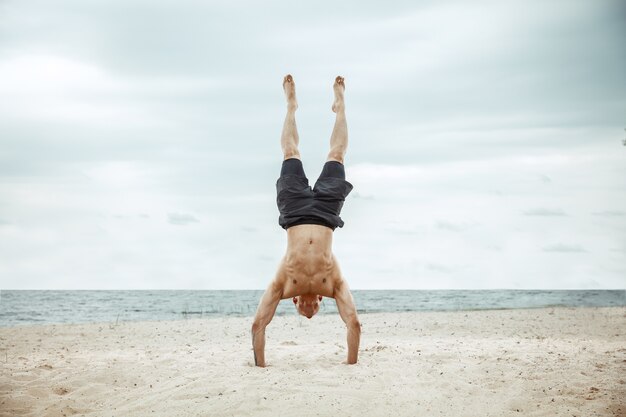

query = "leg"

[
  {"left": 281, "top": 74, "right": 300, "bottom": 160},
  {"left": 328, "top": 76, "right": 348, "bottom": 164}
]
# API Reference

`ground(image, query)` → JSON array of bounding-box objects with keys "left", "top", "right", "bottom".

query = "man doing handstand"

[{"left": 251, "top": 74, "right": 361, "bottom": 367}]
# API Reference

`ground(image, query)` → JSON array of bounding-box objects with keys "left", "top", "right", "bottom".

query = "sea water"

[{"left": 0, "top": 289, "right": 624, "bottom": 327}]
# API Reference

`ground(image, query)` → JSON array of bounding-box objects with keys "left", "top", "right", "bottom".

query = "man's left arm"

[{"left": 334, "top": 280, "right": 361, "bottom": 364}]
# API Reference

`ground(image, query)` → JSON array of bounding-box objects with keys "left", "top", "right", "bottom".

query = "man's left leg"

[
  {"left": 311, "top": 76, "right": 353, "bottom": 230},
  {"left": 317, "top": 75, "right": 349, "bottom": 181},
  {"left": 327, "top": 76, "right": 348, "bottom": 164}
]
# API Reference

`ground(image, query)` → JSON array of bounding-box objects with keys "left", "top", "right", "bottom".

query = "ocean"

[{"left": 0, "top": 290, "right": 624, "bottom": 327}]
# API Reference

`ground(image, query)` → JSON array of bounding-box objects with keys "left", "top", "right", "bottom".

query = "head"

[{"left": 292, "top": 294, "right": 323, "bottom": 319}]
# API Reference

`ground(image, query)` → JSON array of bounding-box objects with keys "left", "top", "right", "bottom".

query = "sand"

[{"left": 1, "top": 306, "right": 624, "bottom": 417}]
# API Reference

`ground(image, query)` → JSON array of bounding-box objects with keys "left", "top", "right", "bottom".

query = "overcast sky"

[{"left": 0, "top": 0, "right": 624, "bottom": 289}]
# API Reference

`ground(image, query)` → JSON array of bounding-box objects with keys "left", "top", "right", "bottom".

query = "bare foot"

[
  {"left": 332, "top": 75, "right": 345, "bottom": 113},
  {"left": 283, "top": 74, "right": 298, "bottom": 111}
]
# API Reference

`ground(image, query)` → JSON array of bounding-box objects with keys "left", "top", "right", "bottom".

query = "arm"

[
  {"left": 251, "top": 281, "right": 282, "bottom": 367},
  {"left": 334, "top": 279, "right": 361, "bottom": 364}
]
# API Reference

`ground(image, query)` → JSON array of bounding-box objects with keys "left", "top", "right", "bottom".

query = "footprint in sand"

[{"left": 53, "top": 386, "right": 70, "bottom": 395}]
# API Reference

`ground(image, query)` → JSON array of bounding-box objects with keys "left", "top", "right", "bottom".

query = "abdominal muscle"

[{"left": 280, "top": 224, "right": 339, "bottom": 299}]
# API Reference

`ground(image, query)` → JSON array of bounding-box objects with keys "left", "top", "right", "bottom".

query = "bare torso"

[{"left": 278, "top": 224, "right": 342, "bottom": 299}]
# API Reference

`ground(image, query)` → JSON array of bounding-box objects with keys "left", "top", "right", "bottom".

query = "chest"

[{"left": 282, "top": 256, "right": 336, "bottom": 298}]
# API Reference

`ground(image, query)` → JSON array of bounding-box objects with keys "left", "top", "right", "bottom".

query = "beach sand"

[{"left": 1, "top": 306, "right": 624, "bottom": 417}]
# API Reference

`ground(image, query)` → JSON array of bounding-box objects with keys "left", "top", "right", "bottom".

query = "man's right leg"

[
  {"left": 281, "top": 74, "right": 300, "bottom": 161},
  {"left": 277, "top": 75, "right": 309, "bottom": 230}
]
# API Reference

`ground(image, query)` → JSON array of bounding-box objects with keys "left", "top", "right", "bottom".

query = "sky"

[{"left": 0, "top": 0, "right": 625, "bottom": 289}]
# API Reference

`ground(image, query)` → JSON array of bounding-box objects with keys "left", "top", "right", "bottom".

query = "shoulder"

[
  {"left": 331, "top": 274, "right": 349, "bottom": 298},
  {"left": 268, "top": 263, "right": 289, "bottom": 297}
]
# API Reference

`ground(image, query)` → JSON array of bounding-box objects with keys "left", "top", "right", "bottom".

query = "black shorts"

[{"left": 276, "top": 158, "right": 353, "bottom": 230}]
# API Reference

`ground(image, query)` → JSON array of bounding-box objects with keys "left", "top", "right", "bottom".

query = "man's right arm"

[{"left": 251, "top": 281, "right": 282, "bottom": 367}]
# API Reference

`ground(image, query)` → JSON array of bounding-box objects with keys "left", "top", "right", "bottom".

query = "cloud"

[
  {"left": 1, "top": 0, "right": 625, "bottom": 289},
  {"left": 591, "top": 210, "right": 625, "bottom": 217},
  {"left": 167, "top": 213, "right": 200, "bottom": 226},
  {"left": 542, "top": 244, "right": 587, "bottom": 253},
  {"left": 350, "top": 192, "right": 375, "bottom": 200},
  {"left": 435, "top": 221, "right": 470, "bottom": 232},
  {"left": 425, "top": 263, "right": 454, "bottom": 274},
  {"left": 522, "top": 208, "right": 567, "bottom": 216},
  {"left": 112, "top": 214, "right": 150, "bottom": 220}
]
